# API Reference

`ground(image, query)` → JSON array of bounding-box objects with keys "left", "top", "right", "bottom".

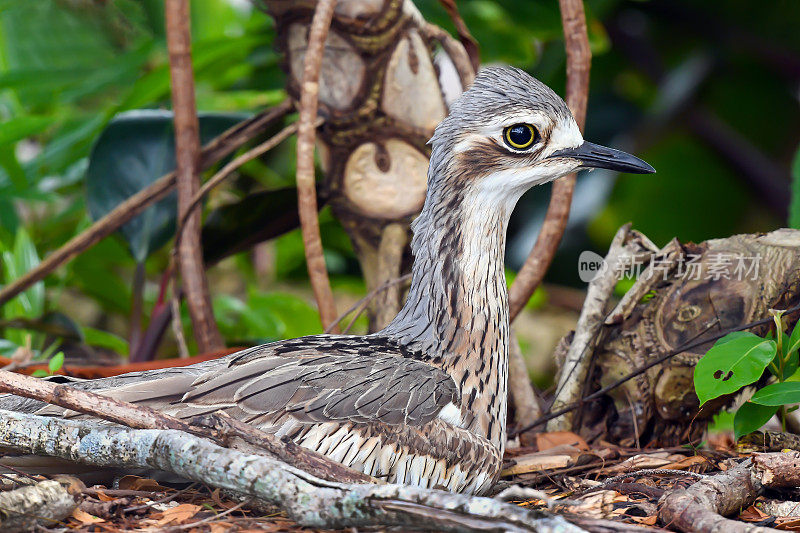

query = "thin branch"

[
  {"left": 324, "top": 274, "right": 412, "bottom": 334},
  {"left": 0, "top": 103, "right": 291, "bottom": 309},
  {"left": 295, "top": 0, "right": 340, "bottom": 332},
  {"left": 184, "top": 122, "right": 300, "bottom": 229},
  {"left": 369, "top": 223, "right": 408, "bottom": 331},
  {"left": 508, "top": 0, "right": 591, "bottom": 321},
  {"left": 435, "top": 0, "right": 481, "bottom": 72},
  {"left": 0, "top": 369, "right": 371, "bottom": 484},
  {"left": 166, "top": 0, "right": 223, "bottom": 352}
]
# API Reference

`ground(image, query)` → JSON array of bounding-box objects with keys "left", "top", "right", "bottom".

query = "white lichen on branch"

[{"left": 0, "top": 409, "right": 584, "bottom": 532}]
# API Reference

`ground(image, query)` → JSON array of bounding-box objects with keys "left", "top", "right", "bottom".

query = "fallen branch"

[
  {"left": 508, "top": 0, "right": 591, "bottom": 321},
  {"left": 752, "top": 451, "right": 800, "bottom": 489},
  {"left": 166, "top": 0, "right": 223, "bottom": 352},
  {"left": 0, "top": 102, "right": 291, "bottom": 308},
  {"left": 295, "top": 0, "right": 340, "bottom": 332},
  {"left": 0, "top": 410, "right": 586, "bottom": 532},
  {"left": 0, "top": 369, "right": 205, "bottom": 434},
  {"left": 658, "top": 458, "right": 780, "bottom": 533},
  {"left": 0, "top": 478, "right": 80, "bottom": 532},
  {"left": 0, "top": 369, "right": 370, "bottom": 484}
]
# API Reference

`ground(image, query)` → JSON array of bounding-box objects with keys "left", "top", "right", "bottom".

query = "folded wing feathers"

[{"left": 176, "top": 338, "right": 459, "bottom": 429}]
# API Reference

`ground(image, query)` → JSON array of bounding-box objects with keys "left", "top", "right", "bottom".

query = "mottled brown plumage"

[{"left": 0, "top": 66, "right": 654, "bottom": 494}]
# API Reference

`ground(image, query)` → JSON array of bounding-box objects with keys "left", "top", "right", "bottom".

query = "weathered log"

[
  {"left": 0, "top": 478, "right": 80, "bottom": 532},
  {"left": 657, "top": 459, "right": 777, "bottom": 533},
  {"left": 658, "top": 453, "right": 800, "bottom": 533},
  {"left": 752, "top": 451, "right": 800, "bottom": 489}
]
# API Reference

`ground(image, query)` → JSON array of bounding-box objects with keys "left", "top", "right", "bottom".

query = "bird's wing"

[{"left": 34, "top": 335, "right": 459, "bottom": 430}]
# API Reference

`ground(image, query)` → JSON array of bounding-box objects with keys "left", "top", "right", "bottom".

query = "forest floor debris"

[{"left": 4, "top": 429, "right": 800, "bottom": 531}]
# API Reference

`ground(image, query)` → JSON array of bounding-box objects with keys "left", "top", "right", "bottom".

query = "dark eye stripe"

[{"left": 503, "top": 124, "right": 540, "bottom": 150}]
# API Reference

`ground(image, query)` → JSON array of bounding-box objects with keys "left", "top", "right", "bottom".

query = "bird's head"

[{"left": 428, "top": 66, "right": 654, "bottom": 205}]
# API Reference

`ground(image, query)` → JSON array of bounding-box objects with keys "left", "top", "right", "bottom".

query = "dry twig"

[
  {"left": 324, "top": 274, "right": 412, "bottom": 334},
  {"left": 420, "top": 23, "right": 476, "bottom": 89},
  {"left": 295, "top": 0, "right": 340, "bottom": 332},
  {"left": 166, "top": 0, "right": 223, "bottom": 352}
]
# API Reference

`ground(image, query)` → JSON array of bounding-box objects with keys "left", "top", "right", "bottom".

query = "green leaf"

[
  {"left": 790, "top": 144, "right": 800, "bottom": 229},
  {"left": 716, "top": 331, "right": 753, "bottom": 345},
  {"left": 750, "top": 382, "right": 800, "bottom": 406},
  {"left": 694, "top": 332, "right": 777, "bottom": 405},
  {"left": 47, "top": 351, "right": 64, "bottom": 373},
  {"left": 0, "top": 228, "right": 45, "bottom": 347},
  {"left": 0, "top": 116, "right": 55, "bottom": 146},
  {"left": 788, "top": 319, "right": 800, "bottom": 357},
  {"left": 734, "top": 402, "right": 778, "bottom": 440},
  {"left": 781, "top": 348, "right": 799, "bottom": 380},
  {"left": 81, "top": 327, "right": 129, "bottom": 356},
  {"left": 86, "top": 110, "right": 248, "bottom": 261},
  {"left": 213, "top": 294, "right": 281, "bottom": 343},
  {"left": 31, "top": 369, "right": 49, "bottom": 378}
]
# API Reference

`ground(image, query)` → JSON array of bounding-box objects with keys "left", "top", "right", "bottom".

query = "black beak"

[{"left": 549, "top": 141, "right": 655, "bottom": 174}]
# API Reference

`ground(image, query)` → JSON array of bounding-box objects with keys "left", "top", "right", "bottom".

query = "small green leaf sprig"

[{"left": 694, "top": 309, "right": 800, "bottom": 439}]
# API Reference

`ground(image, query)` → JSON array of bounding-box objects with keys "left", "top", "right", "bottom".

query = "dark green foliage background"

[{"left": 0, "top": 0, "right": 798, "bottom": 358}]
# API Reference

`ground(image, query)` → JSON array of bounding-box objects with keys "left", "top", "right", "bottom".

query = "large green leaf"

[
  {"left": 86, "top": 110, "right": 248, "bottom": 261},
  {"left": 0, "top": 116, "right": 55, "bottom": 146},
  {"left": 694, "top": 332, "right": 777, "bottom": 405},
  {"left": 734, "top": 402, "right": 778, "bottom": 440},
  {"left": 750, "top": 382, "right": 800, "bottom": 406}
]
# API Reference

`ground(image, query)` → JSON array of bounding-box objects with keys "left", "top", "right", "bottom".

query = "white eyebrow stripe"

[{"left": 477, "top": 111, "right": 551, "bottom": 134}]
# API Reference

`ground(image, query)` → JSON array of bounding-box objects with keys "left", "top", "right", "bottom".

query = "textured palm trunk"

[{"left": 262, "top": 0, "right": 474, "bottom": 331}]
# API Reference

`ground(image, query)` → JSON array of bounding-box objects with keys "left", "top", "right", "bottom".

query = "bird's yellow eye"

[{"left": 503, "top": 123, "right": 538, "bottom": 150}]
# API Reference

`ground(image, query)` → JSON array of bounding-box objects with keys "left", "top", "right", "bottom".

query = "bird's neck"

[{"left": 381, "top": 155, "right": 522, "bottom": 448}]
